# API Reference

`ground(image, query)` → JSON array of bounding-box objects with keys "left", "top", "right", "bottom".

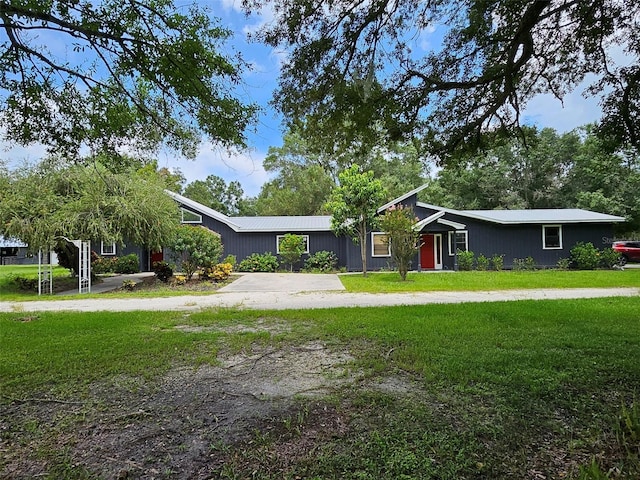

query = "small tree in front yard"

[
  {"left": 278, "top": 234, "right": 306, "bottom": 271},
  {"left": 379, "top": 205, "right": 422, "bottom": 280},
  {"left": 168, "top": 225, "right": 223, "bottom": 280},
  {"left": 325, "top": 166, "right": 386, "bottom": 276}
]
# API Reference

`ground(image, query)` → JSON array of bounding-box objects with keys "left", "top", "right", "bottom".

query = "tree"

[
  {"left": 0, "top": 1, "right": 257, "bottom": 163},
  {"left": 278, "top": 234, "right": 306, "bottom": 272},
  {"left": 0, "top": 160, "right": 180, "bottom": 273},
  {"left": 256, "top": 164, "right": 334, "bottom": 216},
  {"left": 325, "top": 166, "right": 386, "bottom": 275},
  {"left": 168, "top": 225, "right": 223, "bottom": 280},
  {"left": 183, "top": 175, "right": 248, "bottom": 216},
  {"left": 379, "top": 205, "right": 422, "bottom": 281},
  {"left": 247, "top": 0, "right": 640, "bottom": 157},
  {"left": 254, "top": 126, "right": 429, "bottom": 215},
  {"left": 421, "top": 127, "right": 579, "bottom": 209}
]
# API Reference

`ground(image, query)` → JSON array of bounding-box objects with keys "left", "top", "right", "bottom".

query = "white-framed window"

[
  {"left": 448, "top": 230, "right": 468, "bottom": 255},
  {"left": 542, "top": 225, "right": 563, "bottom": 249},
  {"left": 276, "top": 234, "right": 310, "bottom": 254},
  {"left": 372, "top": 232, "right": 391, "bottom": 257},
  {"left": 181, "top": 208, "right": 202, "bottom": 223},
  {"left": 101, "top": 241, "right": 116, "bottom": 256}
]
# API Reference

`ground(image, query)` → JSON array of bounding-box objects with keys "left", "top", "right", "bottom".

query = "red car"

[{"left": 613, "top": 241, "right": 640, "bottom": 265}]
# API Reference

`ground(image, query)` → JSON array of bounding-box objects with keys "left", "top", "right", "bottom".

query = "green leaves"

[
  {"left": 326, "top": 165, "right": 386, "bottom": 274},
  {"left": 167, "top": 225, "right": 223, "bottom": 280},
  {"left": 0, "top": 0, "right": 257, "bottom": 162},
  {"left": 252, "top": 0, "right": 640, "bottom": 156},
  {"left": 0, "top": 160, "right": 180, "bottom": 251}
]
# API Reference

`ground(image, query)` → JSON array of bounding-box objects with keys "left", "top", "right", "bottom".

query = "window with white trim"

[
  {"left": 542, "top": 225, "right": 562, "bottom": 249},
  {"left": 276, "top": 234, "right": 309, "bottom": 254},
  {"left": 101, "top": 241, "right": 116, "bottom": 256},
  {"left": 372, "top": 232, "right": 391, "bottom": 257},
  {"left": 181, "top": 208, "right": 202, "bottom": 223},
  {"left": 448, "top": 231, "right": 468, "bottom": 255}
]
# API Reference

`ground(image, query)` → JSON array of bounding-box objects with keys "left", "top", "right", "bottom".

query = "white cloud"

[
  {"left": 159, "top": 144, "right": 271, "bottom": 197},
  {"left": 523, "top": 75, "right": 603, "bottom": 133},
  {"left": 217, "top": 0, "right": 243, "bottom": 13}
]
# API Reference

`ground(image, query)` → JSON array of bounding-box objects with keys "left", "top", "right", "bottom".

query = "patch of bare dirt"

[{"left": 0, "top": 341, "right": 365, "bottom": 479}]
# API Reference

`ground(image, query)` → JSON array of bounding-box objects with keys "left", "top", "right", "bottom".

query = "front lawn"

[
  {"left": 2, "top": 298, "right": 639, "bottom": 478},
  {"left": 340, "top": 268, "right": 640, "bottom": 292},
  {"left": 0, "top": 265, "right": 76, "bottom": 301}
]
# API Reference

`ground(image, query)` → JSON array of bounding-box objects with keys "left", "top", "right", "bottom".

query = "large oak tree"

[
  {"left": 0, "top": 0, "right": 257, "bottom": 163},
  {"left": 246, "top": 0, "right": 640, "bottom": 158}
]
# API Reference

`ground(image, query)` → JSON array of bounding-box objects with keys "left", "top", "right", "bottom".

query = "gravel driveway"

[{"left": 0, "top": 271, "right": 637, "bottom": 314}]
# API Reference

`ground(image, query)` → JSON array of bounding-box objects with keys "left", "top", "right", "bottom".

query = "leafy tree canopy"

[
  {"left": 254, "top": 126, "right": 429, "bottom": 215},
  {"left": 422, "top": 125, "right": 640, "bottom": 233},
  {"left": 183, "top": 174, "right": 250, "bottom": 216},
  {"left": 246, "top": 0, "right": 640, "bottom": 158},
  {"left": 325, "top": 165, "right": 386, "bottom": 275},
  {"left": 0, "top": 159, "right": 180, "bottom": 251},
  {"left": 0, "top": 0, "right": 258, "bottom": 164}
]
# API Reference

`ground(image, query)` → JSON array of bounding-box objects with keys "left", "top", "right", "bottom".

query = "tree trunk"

[{"left": 360, "top": 221, "right": 368, "bottom": 276}]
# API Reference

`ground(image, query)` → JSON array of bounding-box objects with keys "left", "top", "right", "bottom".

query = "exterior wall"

[
  {"left": 0, "top": 247, "right": 37, "bottom": 265},
  {"left": 442, "top": 213, "right": 617, "bottom": 268},
  {"left": 199, "top": 215, "right": 348, "bottom": 269},
  {"left": 106, "top": 195, "right": 620, "bottom": 273}
]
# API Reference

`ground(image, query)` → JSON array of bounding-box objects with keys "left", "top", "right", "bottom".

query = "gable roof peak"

[{"left": 377, "top": 184, "right": 430, "bottom": 213}]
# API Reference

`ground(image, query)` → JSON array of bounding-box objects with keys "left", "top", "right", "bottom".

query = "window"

[
  {"left": 101, "top": 242, "right": 116, "bottom": 256},
  {"left": 276, "top": 235, "right": 309, "bottom": 254},
  {"left": 181, "top": 208, "right": 202, "bottom": 223},
  {"left": 542, "top": 225, "right": 563, "bottom": 249},
  {"left": 372, "top": 232, "right": 391, "bottom": 257},
  {"left": 448, "top": 231, "right": 468, "bottom": 256}
]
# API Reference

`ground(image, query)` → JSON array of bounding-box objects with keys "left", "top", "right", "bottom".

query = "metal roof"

[
  {"left": 166, "top": 190, "right": 333, "bottom": 232},
  {"left": 166, "top": 190, "right": 624, "bottom": 236},
  {"left": 0, "top": 236, "right": 26, "bottom": 248},
  {"left": 232, "top": 216, "right": 332, "bottom": 232},
  {"left": 417, "top": 202, "right": 625, "bottom": 224}
]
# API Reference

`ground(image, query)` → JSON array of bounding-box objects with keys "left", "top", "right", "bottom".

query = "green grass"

[
  {"left": 2, "top": 298, "right": 640, "bottom": 478},
  {"left": 340, "top": 269, "right": 640, "bottom": 292},
  {"left": 0, "top": 264, "right": 77, "bottom": 301},
  {"left": 0, "top": 310, "right": 222, "bottom": 398}
]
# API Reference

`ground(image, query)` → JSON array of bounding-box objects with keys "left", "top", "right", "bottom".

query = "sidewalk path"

[{"left": 1, "top": 287, "right": 638, "bottom": 313}]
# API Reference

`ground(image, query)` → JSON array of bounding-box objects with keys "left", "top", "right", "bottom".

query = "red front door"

[
  {"left": 421, "top": 234, "right": 435, "bottom": 269},
  {"left": 150, "top": 251, "right": 163, "bottom": 266}
]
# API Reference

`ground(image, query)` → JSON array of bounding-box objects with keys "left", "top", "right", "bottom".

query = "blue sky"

[{"left": 2, "top": 0, "right": 607, "bottom": 197}]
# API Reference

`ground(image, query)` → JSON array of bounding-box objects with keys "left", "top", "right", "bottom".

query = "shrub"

[
  {"left": 278, "top": 234, "right": 306, "bottom": 271},
  {"left": 114, "top": 253, "right": 139, "bottom": 274},
  {"left": 168, "top": 225, "right": 223, "bottom": 280},
  {"left": 172, "top": 275, "right": 187, "bottom": 286},
  {"left": 222, "top": 255, "right": 237, "bottom": 268},
  {"left": 513, "top": 257, "right": 536, "bottom": 271},
  {"left": 12, "top": 276, "right": 38, "bottom": 291},
  {"left": 238, "top": 252, "right": 279, "bottom": 272},
  {"left": 490, "top": 254, "right": 504, "bottom": 271},
  {"left": 476, "top": 254, "right": 489, "bottom": 271},
  {"left": 202, "top": 262, "right": 233, "bottom": 282},
  {"left": 304, "top": 250, "right": 338, "bottom": 273},
  {"left": 457, "top": 249, "right": 474, "bottom": 271},
  {"left": 379, "top": 205, "right": 422, "bottom": 281},
  {"left": 556, "top": 258, "right": 572, "bottom": 270},
  {"left": 570, "top": 242, "right": 600, "bottom": 270},
  {"left": 121, "top": 279, "right": 137, "bottom": 291},
  {"left": 91, "top": 253, "right": 117, "bottom": 274},
  {"left": 599, "top": 247, "right": 622, "bottom": 268},
  {"left": 152, "top": 261, "right": 173, "bottom": 283}
]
